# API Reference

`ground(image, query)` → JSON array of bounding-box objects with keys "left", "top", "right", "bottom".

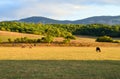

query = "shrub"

[
  {"left": 8, "top": 38, "right": 12, "bottom": 43},
  {"left": 21, "top": 37, "right": 28, "bottom": 43},
  {"left": 41, "top": 36, "right": 54, "bottom": 43},
  {"left": 63, "top": 39, "right": 70, "bottom": 44},
  {"left": 96, "top": 36, "right": 113, "bottom": 42},
  {"left": 14, "top": 38, "right": 21, "bottom": 43},
  {"left": 65, "top": 35, "right": 76, "bottom": 40},
  {"left": 37, "top": 39, "right": 41, "bottom": 43},
  {"left": 112, "top": 40, "right": 120, "bottom": 43},
  {"left": 0, "top": 38, "right": 2, "bottom": 43},
  {"left": 14, "top": 37, "right": 28, "bottom": 43}
]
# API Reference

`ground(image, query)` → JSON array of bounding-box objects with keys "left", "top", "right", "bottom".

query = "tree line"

[
  {"left": 0, "top": 21, "right": 120, "bottom": 37},
  {"left": 51, "top": 24, "right": 120, "bottom": 37}
]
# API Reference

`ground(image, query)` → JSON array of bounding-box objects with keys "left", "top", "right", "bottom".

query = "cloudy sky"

[{"left": 0, "top": 0, "right": 120, "bottom": 21}]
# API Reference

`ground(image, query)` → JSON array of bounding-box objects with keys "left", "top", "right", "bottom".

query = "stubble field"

[{"left": 0, "top": 47, "right": 119, "bottom": 60}]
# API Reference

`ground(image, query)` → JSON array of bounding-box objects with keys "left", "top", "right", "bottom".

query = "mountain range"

[{"left": 18, "top": 15, "right": 120, "bottom": 24}]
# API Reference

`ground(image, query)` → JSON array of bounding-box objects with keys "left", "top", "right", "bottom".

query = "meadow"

[
  {"left": 0, "top": 47, "right": 120, "bottom": 79},
  {"left": 0, "top": 31, "right": 120, "bottom": 79},
  {"left": 0, "top": 60, "right": 119, "bottom": 79},
  {"left": 0, "top": 47, "right": 120, "bottom": 60}
]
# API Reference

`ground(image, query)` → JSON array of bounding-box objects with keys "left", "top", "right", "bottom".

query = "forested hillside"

[
  {"left": 18, "top": 16, "right": 120, "bottom": 24},
  {"left": 0, "top": 21, "right": 120, "bottom": 37}
]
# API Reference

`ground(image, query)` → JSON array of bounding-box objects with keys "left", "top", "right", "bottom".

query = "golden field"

[
  {"left": 0, "top": 31, "right": 41, "bottom": 42},
  {"left": 0, "top": 47, "right": 119, "bottom": 60}
]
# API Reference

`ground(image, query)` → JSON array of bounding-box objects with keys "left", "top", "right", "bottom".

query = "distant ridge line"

[{"left": 11, "top": 15, "right": 120, "bottom": 24}]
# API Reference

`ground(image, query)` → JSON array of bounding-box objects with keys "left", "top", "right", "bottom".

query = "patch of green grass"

[{"left": 0, "top": 60, "right": 119, "bottom": 79}]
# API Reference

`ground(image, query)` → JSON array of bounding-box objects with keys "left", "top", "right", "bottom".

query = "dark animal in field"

[{"left": 96, "top": 47, "right": 101, "bottom": 52}]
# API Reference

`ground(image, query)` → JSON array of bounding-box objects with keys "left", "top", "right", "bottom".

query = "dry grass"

[
  {"left": 0, "top": 31, "right": 41, "bottom": 42},
  {"left": 0, "top": 31, "right": 41, "bottom": 38},
  {"left": 54, "top": 35, "right": 120, "bottom": 47},
  {"left": 71, "top": 35, "right": 120, "bottom": 47},
  {"left": 0, "top": 47, "right": 119, "bottom": 60}
]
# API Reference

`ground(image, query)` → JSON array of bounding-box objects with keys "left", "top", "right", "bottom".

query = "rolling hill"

[
  {"left": 0, "top": 31, "right": 120, "bottom": 47},
  {"left": 18, "top": 15, "right": 120, "bottom": 24},
  {"left": 18, "top": 16, "right": 72, "bottom": 24}
]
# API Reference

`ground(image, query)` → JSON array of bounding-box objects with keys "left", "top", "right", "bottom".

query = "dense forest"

[{"left": 0, "top": 21, "right": 120, "bottom": 37}]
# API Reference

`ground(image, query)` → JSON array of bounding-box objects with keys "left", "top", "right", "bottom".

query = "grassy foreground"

[
  {"left": 0, "top": 47, "right": 119, "bottom": 79},
  {"left": 0, "top": 47, "right": 120, "bottom": 60},
  {"left": 0, "top": 60, "right": 119, "bottom": 79}
]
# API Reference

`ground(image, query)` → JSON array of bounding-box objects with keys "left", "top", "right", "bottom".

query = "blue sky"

[{"left": 0, "top": 0, "right": 120, "bottom": 21}]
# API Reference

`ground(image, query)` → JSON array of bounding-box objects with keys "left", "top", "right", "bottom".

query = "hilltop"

[{"left": 17, "top": 15, "right": 120, "bottom": 24}]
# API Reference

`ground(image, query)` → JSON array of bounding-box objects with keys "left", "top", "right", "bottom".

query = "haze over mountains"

[{"left": 17, "top": 15, "right": 120, "bottom": 24}]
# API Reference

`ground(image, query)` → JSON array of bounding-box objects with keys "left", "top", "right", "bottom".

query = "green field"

[
  {"left": 0, "top": 60, "right": 119, "bottom": 79},
  {"left": 0, "top": 31, "right": 120, "bottom": 79}
]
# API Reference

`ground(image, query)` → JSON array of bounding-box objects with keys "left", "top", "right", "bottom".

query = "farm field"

[
  {"left": 0, "top": 47, "right": 120, "bottom": 60},
  {"left": 0, "top": 60, "right": 119, "bottom": 79},
  {"left": 0, "top": 31, "right": 120, "bottom": 79}
]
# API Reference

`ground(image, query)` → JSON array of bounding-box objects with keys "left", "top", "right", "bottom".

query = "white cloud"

[
  {"left": 0, "top": 0, "right": 120, "bottom": 21},
  {"left": 13, "top": 1, "right": 90, "bottom": 20}
]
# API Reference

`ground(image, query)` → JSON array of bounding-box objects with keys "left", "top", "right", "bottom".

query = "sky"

[{"left": 0, "top": 0, "right": 120, "bottom": 21}]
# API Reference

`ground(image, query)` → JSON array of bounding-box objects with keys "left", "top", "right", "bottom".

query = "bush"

[
  {"left": 0, "top": 38, "right": 2, "bottom": 43},
  {"left": 41, "top": 36, "right": 54, "bottom": 43},
  {"left": 8, "top": 38, "right": 12, "bottom": 43},
  {"left": 37, "top": 39, "right": 41, "bottom": 43},
  {"left": 65, "top": 35, "right": 76, "bottom": 40},
  {"left": 14, "top": 38, "right": 21, "bottom": 43},
  {"left": 63, "top": 39, "right": 70, "bottom": 44},
  {"left": 12, "top": 36, "right": 54, "bottom": 43},
  {"left": 96, "top": 36, "right": 113, "bottom": 42},
  {"left": 112, "top": 40, "right": 120, "bottom": 43}
]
